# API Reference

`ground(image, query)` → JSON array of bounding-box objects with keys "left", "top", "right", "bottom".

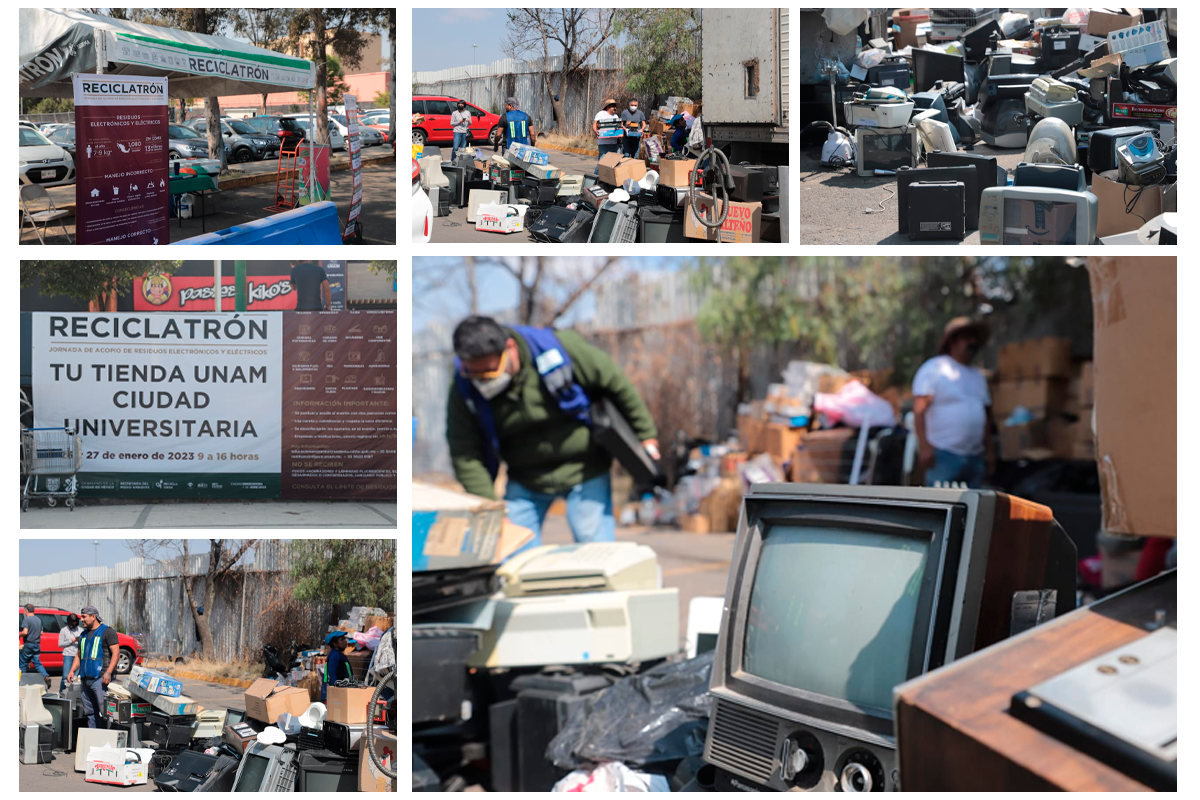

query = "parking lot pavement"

[
  {"left": 19, "top": 674, "right": 250, "bottom": 792},
  {"left": 21, "top": 157, "right": 396, "bottom": 245},
  {"left": 543, "top": 515, "right": 737, "bottom": 650},
  {"left": 429, "top": 148, "right": 602, "bottom": 244},
  {"left": 797, "top": 142, "right": 1026, "bottom": 245},
  {"left": 20, "top": 500, "right": 398, "bottom": 529}
]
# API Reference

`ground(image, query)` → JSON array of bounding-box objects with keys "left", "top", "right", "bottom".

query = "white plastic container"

[
  {"left": 844, "top": 99, "right": 915, "bottom": 128},
  {"left": 179, "top": 193, "right": 195, "bottom": 219}
]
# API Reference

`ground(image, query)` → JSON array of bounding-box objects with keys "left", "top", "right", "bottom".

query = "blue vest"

[
  {"left": 505, "top": 110, "right": 531, "bottom": 145},
  {"left": 454, "top": 326, "right": 592, "bottom": 479},
  {"left": 79, "top": 623, "right": 109, "bottom": 680}
]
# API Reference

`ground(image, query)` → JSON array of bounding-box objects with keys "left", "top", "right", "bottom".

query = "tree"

[
  {"left": 22, "top": 97, "right": 74, "bottom": 115},
  {"left": 232, "top": 9, "right": 291, "bottom": 115},
  {"left": 613, "top": 9, "right": 703, "bottom": 101},
  {"left": 503, "top": 8, "right": 618, "bottom": 134},
  {"left": 386, "top": 9, "right": 395, "bottom": 149},
  {"left": 288, "top": 540, "right": 396, "bottom": 618},
  {"left": 284, "top": 9, "right": 380, "bottom": 147},
  {"left": 21, "top": 261, "right": 182, "bottom": 310},
  {"left": 126, "top": 539, "right": 256, "bottom": 661},
  {"left": 369, "top": 261, "right": 397, "bottom": 281},
  {"left": 299, "top": 54, "right": 351, "bottom": 106},
  {"left": 193, "top": 8, "right": 229, "bottom": 173},
  {"left": 373, "top": 88, "right": 389, "bottom": 109}
]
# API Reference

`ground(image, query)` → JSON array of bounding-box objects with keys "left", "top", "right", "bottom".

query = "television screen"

[
  {"left": 860, "top": 131, "right": 915, "bottom": 172},
  {"left": 1002, "top": 198, "right": 1077, "bottom": 245},
  {"left": 592, "top": 208, "right": 618, "bottom": 242},
  {"left": 305, "top": 768, "right": 358, "bottom": 792},
  {"left": 235, "top": 753, "right": 270, "bottom": 792},
  {"left": 743, "top": 524, "right": 930, "bottom": 713}
]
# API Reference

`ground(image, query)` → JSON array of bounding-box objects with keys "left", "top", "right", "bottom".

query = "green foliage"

[
  {"left": 22, "top": 97, "right": 74, "bottom": 114},
  {"left": 369, "top": 261, "right": 397, "bottom": 280},
  {"left": 613, "top": 9, "right": 703, "bottom": 100},
  {"left": 373, "top": 88, "right": 390, "bottom": 108},
  {"left": 299, "top": 54, "right": 352, "bottom": 105},
  {"left": 288, "top": 540, "right": 396, "bottom": 612},
  {"left": 21, "top": 262, "right": 183, "bottom": 306}
]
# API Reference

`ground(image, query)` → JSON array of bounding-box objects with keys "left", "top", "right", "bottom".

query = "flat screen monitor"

[
  {"left": 914, "top": 49, "right": 965, "bottom": 93},
  {"left": 979, "top": 186, "right": 1098, "bottom": 245}
]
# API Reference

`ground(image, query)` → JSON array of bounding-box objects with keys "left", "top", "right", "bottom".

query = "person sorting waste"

[
  {"left": 321, "top": 631, "right": 357, "bottom": 703},
  {"left": 447, "top": 315, "right": 658, "bottom": 547},
  {"left": 668, "top": 114, "right": 689, "bottom": 154},
  {"left": 913, "top": 317, "right": 995, "bottom": 488},
  {"left": 593, "top": 98, "right": 623, "bottom": 175},
  {"left": 495, "top": 96, "right": 536, "bottom": 152},
  {"left": 620, "top": 97, "right": 646, "bottom": 158},
  {"left": 65, "top": 605, "right": 121, "bottom": 730}
]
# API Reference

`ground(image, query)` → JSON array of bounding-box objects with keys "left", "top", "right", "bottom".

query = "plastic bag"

[
  {"left": 814, "top": 380, "right": 898, "bottom": 429},
  {"left": 999, "top": 12, "right": 1029, "bottom": 36},
  {"left": 547, "top": 652, "right": 715, "bottom": 771},
  {"left": 552, "top": 762, "right": 670, "bottom": 792},
  {"left": 351, "top": 626, "right": 385, "bottom": 651},
  {"left": 853, "top": 48, "right": 887, "bottom": 71},
  {"left": 822, "top": 8, "right": 870, "bottom": 37},
  {"left": 1062, "top": 8, "right": 1090, "bottom": 26}
]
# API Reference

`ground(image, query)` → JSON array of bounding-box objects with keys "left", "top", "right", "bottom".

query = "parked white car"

[
  {"left": 412, "top": 158, "right": 432, "bottom": 243},
  {"left": 281, "top": 114, "right": 346, "bottom": 151},
  {"left": 330, "top": 113, "right": 383, "bottom": 147},
  {"left": 19, "top": 125, "right": 75, "bottom": 187}
]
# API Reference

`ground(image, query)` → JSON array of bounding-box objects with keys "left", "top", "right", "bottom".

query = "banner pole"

[
  {"left": 214, "top": 261, "right": 222, "bottom": 312},
  {"left": 235, "top": 261, "right": 247, "bottom": 312}
]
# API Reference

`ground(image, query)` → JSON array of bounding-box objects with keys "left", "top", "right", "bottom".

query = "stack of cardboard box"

[{"left": 993, "top": 337, "right": 1095, "bottom": 461}]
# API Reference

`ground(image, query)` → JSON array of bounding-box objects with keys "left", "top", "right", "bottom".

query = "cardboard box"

[
  {"left": 678, "top": 513, "right": 712, "bottom": 534},
  {"left": 1086, "top": 8, "right": 1143, "bottom": 36},
  {"left": 1091, "top": 171, "right": 1163, "bottom": 238},
  {"left": 123, "top": 679, "right": 199, "bottom": 716},
  {"left": 326, "top": 685, "right": 378, "bottom": 725},
  {"left": 1087, "top": 257, "right": 1175, "bottom": 538},
  {"left": 991, "top": 378, "right": 1068, "bottom": 419},
  {"left": 999, "top": 421, "right": 1048, "bottom": 461},
  {"left": 649, "top": 118, "right": 667, "bottom": 137},
  {"left": 596, "top": 152, "right": 647, "bottom": 187},
  {"left": 1047, "top": 418, "right": 1094, "bottom": 461},
  {"left": 130, "top": 665, "right": 182, "bottom": 698},
  {"left": 1079, "top": 361, "right": 1095, "bottom": 407},
  {"left": 720, "top": 451, "right": 748, "bottom": 478},
  {"left": 359, "top": 728, "right": 397, "bottom": 792},
  {"left": 764, "top": 423, "right": 804, "bottom": 463},
  {"left": 364, "top": 616, "right": 393, "bottom": 632},
  {"left": 699, "top": 477, "right": 744, "bottom": 532},
  {"left": 683, "top": 193, "right": 763, "bottom": 243},
  {"left": 475, "top": 202, "right": 527, "bottom": 234},
  {"left": 505, "top": 142, "right": 550, "bottom": 165},
  {"left": 737, "top": 413, "right": 765, "bottom": 454},
  {"left": 86, "top": 745, "right": 154, "bottom": 786},
  {"left": 790, "top": 428, "right": 858, "bottom": 483},
  {"left": 658, "top": 158, "right": 696, "bottom": 187},
  {"left": 1107, "top": 19, "right": 1169, "bottom": 67},
  {"left": 243, "top": 678, "right": 312, "bottom": 724},
  {"left": 998, "top": 337, "right": 1072, "bottom": 380}
]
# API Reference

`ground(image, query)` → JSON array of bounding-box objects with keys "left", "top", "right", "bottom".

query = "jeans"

[
  {"left": 60, "top": 654, "right": 75, "bottom": 692},
  {"left": 595, "top": 140, "right": 622, "bottom": 175},
  {"left": 80, "top": 676, "right": 108, "bottom": 729},
  {"left": 505, "top": 472, "right": 616, "bottom": 551},
  {"left": 451, "top": 131, "right": 470, "bottom": 163},
  {"left": 19, "top": 643, "right": 48, "bottom": 679},
  {"left": 622, "top": 134, "right": 641, "bottom": 158},
  {"left": 925, "top": 448, "right": 986, "bottom": 488}
]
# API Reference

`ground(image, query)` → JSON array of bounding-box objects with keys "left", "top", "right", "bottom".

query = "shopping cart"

[{"left": 21, "top": 427, "right": 82, "bottom": 511}]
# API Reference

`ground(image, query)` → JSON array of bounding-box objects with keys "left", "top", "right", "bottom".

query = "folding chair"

[{"left": 20, "top": 185, "right": 73, "bottom": 244}]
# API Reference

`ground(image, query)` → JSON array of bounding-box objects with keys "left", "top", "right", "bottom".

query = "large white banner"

[{"left": 33, "top": 312, "right": 282, "bottom": 476}]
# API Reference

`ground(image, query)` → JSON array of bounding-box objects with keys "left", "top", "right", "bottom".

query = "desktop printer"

[{"left": 470, "top": 542, "right": 678, "bottom": 668}]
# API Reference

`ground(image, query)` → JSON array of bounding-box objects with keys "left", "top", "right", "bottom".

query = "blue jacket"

[{"left": 78, "top": 624, "right": 110, "bottom": 680}]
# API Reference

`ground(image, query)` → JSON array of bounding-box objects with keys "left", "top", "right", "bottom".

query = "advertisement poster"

[
  {"left": 342, "top": 94, "right": 363, "bottom": 240},
  {"left": 323, "top": 261, "right": 347, "bottom": 311},
  {"left": 298, "top": 141, "right": 330, "bottom": 204},
  {"left": 133, "top": 275, "right": 298, "bottom": 311},
  {"left": 72, "top": 74, "right": 169, "bottom": 246},
  {"left": 33, "top": 313, "right": 283, "bottom": 497},
  {"left": 280, "top": 311, "right": 396, "bottom": 499}
]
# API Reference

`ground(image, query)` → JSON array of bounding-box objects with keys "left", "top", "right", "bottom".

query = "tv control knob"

[
  {"left": 787, "top": 747, "right": 809, "bottom": 777},
  {"left": 841, "top": 762, "right": 873, "bottom": 793}
]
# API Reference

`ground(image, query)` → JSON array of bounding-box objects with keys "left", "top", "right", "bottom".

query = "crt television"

[
  {"left": 979, "top": 186, "right": 1099, "bottom": 245},
  {"left": 40, "top": 696, "right": 72, "bottom": 752},
  {"left": 297, "top": 748, "right": 360, "bottom": 792},
  {"left": 855, "top": 126, "right": 919, "bottom": 177},
  {"left": 704, "top": 484, "right": 1076, "bottom": 792},
  {"left": 231, "top": 742, "right": 300, "bottom": 792}
]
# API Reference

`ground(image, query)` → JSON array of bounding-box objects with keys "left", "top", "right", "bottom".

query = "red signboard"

[
  {"left": 72, "top": 75, "right": 169, "bottom": 245},
  {"left": 1110, "top": 103, "right": 1177, "bottom": 122},
  {"left": 134, "top": 275, "right": 298, "bottom": 311}
]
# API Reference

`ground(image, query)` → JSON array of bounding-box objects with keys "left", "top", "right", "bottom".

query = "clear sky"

[{"left": 19, "top": 538, "right": 277, "bottom": 577}]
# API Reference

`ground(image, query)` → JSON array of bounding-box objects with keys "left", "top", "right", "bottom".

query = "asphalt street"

[
  {"left": 22, "top": 156, "right": 396, "bottom": 245},
  {"left": 542, "top": 515, "right": 736, "bottom": 650},
  {"left": 20, "top": 500, "right": 398, "bottom": 529},
  {"left": 428, "top": 148, "right": 602, "bottom": 244},
  {"left": 797, "top": 141, "right": 1026, "bottom": 245},
  {"left": 19, "top": 674, "right": 250, "bottom": 792}
]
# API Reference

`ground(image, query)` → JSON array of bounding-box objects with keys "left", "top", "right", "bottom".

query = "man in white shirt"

[{"left": 912, "top": 317, "right": 994, "bottom": 488}]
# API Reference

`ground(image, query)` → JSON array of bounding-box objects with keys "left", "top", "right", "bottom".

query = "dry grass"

[
  {"left": 536, "top": 132, "right": 598, "bottom": 154},
  {"left": 144, "top": 656, "right": 264, "bottom": 682}
]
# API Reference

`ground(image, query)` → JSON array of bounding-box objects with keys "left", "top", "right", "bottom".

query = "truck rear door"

[{"left": 702, "top": 8, "right": 782, "bottom": 125}]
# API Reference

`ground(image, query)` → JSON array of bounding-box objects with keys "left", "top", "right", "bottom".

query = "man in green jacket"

[{"left": 447, "top": 316, "right": 659, "bottom": 546}]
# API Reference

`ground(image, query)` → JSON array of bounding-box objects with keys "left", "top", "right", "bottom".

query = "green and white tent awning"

[{"left": 20, "top": 8, "right": 315, "bottom": 98}]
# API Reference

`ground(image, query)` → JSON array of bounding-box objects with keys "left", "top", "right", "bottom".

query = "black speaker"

[
  {"left": 727, "top": 166, "right": 766, "bottom": 203},
  {"left": 511, "top": 674, "right": 611, "bottom": 792},
  {"left": 926, "top": 149, "right": 1001, "bottom": 213},
  {"left": 897, "top": 165, "right": 979, "bottom": 232},
  {"left": 907, "top": 181, "right": 966, "bottom": 241}
]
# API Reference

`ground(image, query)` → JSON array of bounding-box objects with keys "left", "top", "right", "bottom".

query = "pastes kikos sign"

[{"left": 134, "top": 275, "right": 297, "bottom": 311}]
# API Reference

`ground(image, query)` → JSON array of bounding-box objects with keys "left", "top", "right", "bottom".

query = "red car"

[
  {"left": 412, "top": 96, "right": 502, "bottom": 148},
  {"left": 19, "top": 606, "right": 145, "bottom": 674}
]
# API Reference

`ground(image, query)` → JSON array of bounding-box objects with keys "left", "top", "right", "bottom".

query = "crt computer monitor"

[
  {"left": 41, "top": 696, "right": 72, "bottom": 752},
  {"left": 979, "top": 186, "right": 1099, "bottom": 245},
  {"left": 232, "top": 742, "right": 299, "bottom": 792},
  {"left": 855, "top": 126, "right": 919, "bottom": 177},
  {"left": 298, "top": 749, "right": 359, "bottom": 792},
  {"left": 704, "top": 484, "right": 1076, "bottom": 792}
]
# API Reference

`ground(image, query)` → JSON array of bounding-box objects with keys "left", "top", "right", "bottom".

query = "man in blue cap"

[
  {"left": 495, "top": 97, "right": 536, "bottom": 152},
  {"left": 321, "top": 631, "right": 357, "bottom": 702}
]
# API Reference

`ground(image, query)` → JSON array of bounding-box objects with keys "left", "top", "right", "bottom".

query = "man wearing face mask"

[
  {"left": 450, "top": 99, "right": 473, "bottom": 163},
  {"left": 619, "top": 98, "right": 646, "bottom": 158},
  {"left": 912, "top": 317, "right": 995, "bottom": 488},
  {"left": 446, "top": 316, "right": 659, "bottom": 547}
]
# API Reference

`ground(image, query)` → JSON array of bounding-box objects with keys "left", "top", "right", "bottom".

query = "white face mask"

[
  {"left": 473, "top": 372, "right": 512, "bottom": 400},
  {"left": 629, "top": 105, "right": 638, "bottom": 112}
]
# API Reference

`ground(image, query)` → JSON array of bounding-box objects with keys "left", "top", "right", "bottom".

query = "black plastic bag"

[{"left": 547, "top": 651, "right": 714, "bottom": 770}]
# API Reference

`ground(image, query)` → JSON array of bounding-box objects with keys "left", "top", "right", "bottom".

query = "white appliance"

[{"left": 498, "top": 542, "right": 662, "bottom": 596}]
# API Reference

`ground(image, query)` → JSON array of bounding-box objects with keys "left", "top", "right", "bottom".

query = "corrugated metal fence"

[
  {"left": 414, "top": 50, "right": 626, "bottom": 137},
  {"left": 414, "top": 323, "right": 455, "bottom": 477},
  {"left": 17, "top": 540, "right": 391, "bottom": 661}
]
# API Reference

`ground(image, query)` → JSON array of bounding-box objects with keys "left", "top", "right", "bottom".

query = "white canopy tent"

[{"left": 20, "top": 8, "right": 315, "bottom": 98}]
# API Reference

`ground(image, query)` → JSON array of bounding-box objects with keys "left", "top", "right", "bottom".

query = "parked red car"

[
  {"left": 412, "top": 96, "right": 502, "bottom": 147},
  {"left": 19, "top": 606, "right": 145, "bottom": 674}
]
